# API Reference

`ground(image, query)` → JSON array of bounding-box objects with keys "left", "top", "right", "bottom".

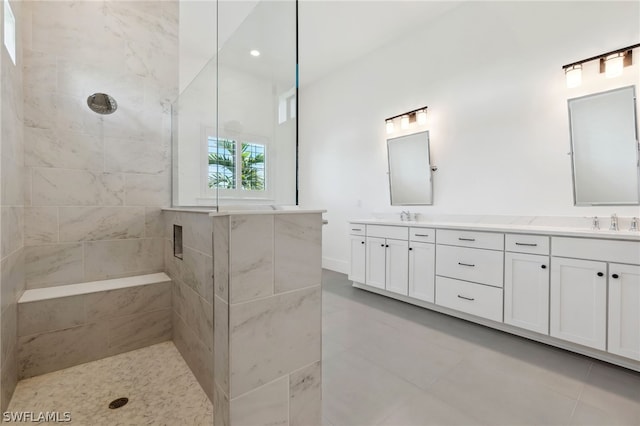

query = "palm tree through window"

[{"left": 208, "top": 137, "right": 266, "bottom": 191}]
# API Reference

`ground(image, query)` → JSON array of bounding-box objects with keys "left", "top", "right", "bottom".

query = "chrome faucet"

[
  {"left": 630, "top": 217, "right": 638, "bottom": 232},
  {"left": 609, "top": 213, "right": 619, "bottom": 231},
  {"left": 592, "top": 216, "right": 600, "bottom": 230},
  {"left": 400, "top": 210, "right": 411, "bottom": 221}
]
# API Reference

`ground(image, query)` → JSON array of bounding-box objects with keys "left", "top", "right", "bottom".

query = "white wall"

[{"left": 298, "top": 1, "right": 640, "bottom": 272}]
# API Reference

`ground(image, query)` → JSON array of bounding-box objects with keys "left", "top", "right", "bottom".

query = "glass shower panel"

[
  {"left": 172, "top": 56, "right": 217, "bottom": 206},
  {"left": 215, "top": 0, "right": 297, "bottom": 208},
  {"left": 172, "top": 0, "right": 297, "bottom": 208}
]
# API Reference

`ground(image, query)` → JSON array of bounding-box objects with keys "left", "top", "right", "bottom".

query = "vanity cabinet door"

[
  {"left": 366, "top": 237, "right": 386, "bottom": 289},
  {"left": 386, "top": 239, "right": 409, "bottom": 296},
  {"left": 409, "top": 242, "right": 435, "bottom": 303},
  {"left": 504, "top": 252, "right": 549, "bottom": 335},
  {"left": 349, "top": 235, "right": 366, "bottom": 284},
  {"left": 608, "top": 263, "right": 640, "bottom": 361},
  {"left": 550, "top": 257, "right": 607, "bottom": 350}
]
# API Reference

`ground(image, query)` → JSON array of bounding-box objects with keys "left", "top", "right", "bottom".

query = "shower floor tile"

[{"left": 7, "top": 341, "right": 213, "bottom": 425}]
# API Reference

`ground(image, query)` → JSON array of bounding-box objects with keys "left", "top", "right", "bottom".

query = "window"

[
  {"left": 4, "top": 0, "right": 16, "bottom": 65},
  {"left": 207, "top": 136, "right": 267, "bottom": 196}
]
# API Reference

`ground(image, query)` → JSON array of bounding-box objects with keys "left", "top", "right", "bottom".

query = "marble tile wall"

[
  {"left": 0, "top": 0, "right": 25, "bottom": 412},
  {"left": 22, "top": 1, "right": 178, "bottom": 290},
  {"left": 17, "top": 281, "right": 172, "bottom": 379},
  {"left": 163, "top": 210, "right": 214, "bottom": 401},
  {"left": 213, "top": 212, "right": 323, "bottom": 426}
]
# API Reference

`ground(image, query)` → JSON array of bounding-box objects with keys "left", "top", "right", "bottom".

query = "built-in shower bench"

[{"left": 17, "top": 273, "right": 172, "bottom": 379}]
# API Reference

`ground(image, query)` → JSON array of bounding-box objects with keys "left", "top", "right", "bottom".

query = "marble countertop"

[{"left": 350, "top": 218, "right": 640, "bottom": 241}]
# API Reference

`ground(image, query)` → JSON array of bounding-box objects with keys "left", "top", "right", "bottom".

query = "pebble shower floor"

[{"left": 7, "top": 342, "right": 212, "bottom": 425}]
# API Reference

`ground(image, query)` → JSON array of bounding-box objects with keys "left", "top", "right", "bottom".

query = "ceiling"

[
  {"left": 298, "top": 0, "right": 462, "bottom": 85},
  {"left": 179, "top": 1, "right": 462, "bottom": 90}
]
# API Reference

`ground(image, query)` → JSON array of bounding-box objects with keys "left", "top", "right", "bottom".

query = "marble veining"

[
  {"left": 229, "top": 285, "right": 322, "bottom": 398},
  {"left": 229, "top": 215, "right": 274, "bottom": 304},
  {"left": 84, "top": 238, "right": 164, "bottom": 281},
  {"left": 25, "top": 243, "right": 84, "bottom": 288},
  {"left": 214, "top": 295, "right": 230, "bottom": 395},
  {"left": 230, "top": 376, "right": 289, "bottom": 426},
  {"left": 58, "top": 206, "right": 145, "bottom": 242},
  {"left": 8, "top": 342, "right": 212, "bottom": 425},
  {"left": 1, "top": 207, "right": 24, "bottom": 259},
  {"left": 289, "top": 361, "right": 322, "bottom": 426},
  {"left": 24, "top": 207, "right": 58, "bottom": 245},
  {"left": 25, "top": 127, "right": 104, "bottom": 171},
  {"left": 274, "top": 213, "right": 322, "bottom": 294},
  {"left": 172, "top": 311, "right": 214, "bottom": 401}
]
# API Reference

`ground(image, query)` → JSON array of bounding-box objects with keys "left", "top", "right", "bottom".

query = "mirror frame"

[
  {"left": 568, "top": 85, "right": 640, "bottom": 206},
  {"left": 387, "top": 130, "right": 434, "bottom": 206}
]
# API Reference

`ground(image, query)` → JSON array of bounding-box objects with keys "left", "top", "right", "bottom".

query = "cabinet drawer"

[
  {"left": 410, "top": 227, "right": 435, "bottom": 243},
  {"left": 505, "top": 234, "right": 549, "bottom": 255},
  {"left": 435, "top": 276, "right": 503, "bottom": 322},
  {"left": 437, "top": 229, "right": 504, "bottom": 250},
  {"left": 552, "top": 237, "right": 640, "bottom": 265},
  {"left": 367, "top": 225, "right": 408, "bottom": 240},
  {"left": 436, "top": 245, "right": 504, "bottom": 287},
  {"left": 349, "top": 223, "right": 366, "bottom": 236}
]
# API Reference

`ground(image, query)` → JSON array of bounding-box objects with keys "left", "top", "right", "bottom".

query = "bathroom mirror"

[
  {"left": 568, "top": 86, "right": 640, "bottom": 205},
  {"left": 387, "top": 131, "right": 433, "bottom": 205}
]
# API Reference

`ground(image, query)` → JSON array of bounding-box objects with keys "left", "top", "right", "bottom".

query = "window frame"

[{"left": 201, "top": 127, "right": 272, "bottom": 201}]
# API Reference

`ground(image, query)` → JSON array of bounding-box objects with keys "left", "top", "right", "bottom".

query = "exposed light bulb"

[
  {"left": 605, "top": 53, "right": 624, "bottom": 78},
  {"left": 250, "top": 49, "right": 260, "bottom": 57},
  {"left": 417, "top": 109, "right": 427, "bottom": 125},
  {"left": 400, "top": 115, "right": 409, "bottom": 129},
  {"left": 565, "top": 65, "right": 582, "bottom": 88},
  {"left": 386, "top": 120, "right": 394, "bottom": 134}
]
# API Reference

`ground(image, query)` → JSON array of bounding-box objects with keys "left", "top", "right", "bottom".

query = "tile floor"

[
  {"left": 321, "top": 269, "right": 640, "bottom": 426},
  {"left": 7, "top": 341, "right": 212, "bottom": 425},
  {"left": 7, "top": 270, "right": 640, "bottom": 425}
]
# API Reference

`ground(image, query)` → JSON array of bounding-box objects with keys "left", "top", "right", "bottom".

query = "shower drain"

[{"left": 108, "top": 397, "right": 129, "bottom": 409}]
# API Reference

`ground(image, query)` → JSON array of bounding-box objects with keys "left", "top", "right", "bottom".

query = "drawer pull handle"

[
  {"left": 409, "top": 247, "right": 413, "bottom": 251},
  {"left": 361, "top": 241, "right": 365, "bottom": 245},
  {"left": 515, "top": 242, "right": 538, "bottom": 247},
  {"left": 414, "top": 233, "right": 430, "bottom": 237},
  {"left": 458, "top": 262, "right": 475, "bottom": 267},
  {"left": 541, "top": 265, "right": 547, "bottom": 269},
  {"left": 457, "top": 295, "right": 475, "bottom": 301},
  {"left": 380, "top": 244, "right": 385, "bottom": 247},
  {"left": 597, "top": 272, "right": 604, "bottom": 277},
  {"left": 612, "top": 273, "right": 619, "bottom": 279},
  {"left": 352, "top": 228, "right": 362, "bottom": 231},
  {"left": 458, "top": 237, "right": 476, "bottom": 242},
  {"left": 385, "top": 245, "right": 389, "bottom": 248}
]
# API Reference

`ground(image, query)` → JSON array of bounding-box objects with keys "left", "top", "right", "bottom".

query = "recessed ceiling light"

[{"left": 250, "top": 50, "right": 260, "bottom": 57}]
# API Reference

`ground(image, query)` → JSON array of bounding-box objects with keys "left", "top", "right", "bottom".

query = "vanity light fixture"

[
  {"left": 562, "top": 43, "right": 638, "bottom": 88},
  {"left": 384, "top": 106, "right": 428, "bottom": 133},
  {"left": 416, "top": 109, "right": 427, "bottom": 125},
  {"left": 604, "top": 52, "right": 624, "bottom": 78},
  {"left": 564, "top": 64, "right": 582, "bottom": 89},
  {"left": 400, "top": 115, "right": 410, "bottom": 129},
  {"left": 385, "top": 120, "right": 395, "bottom": 134}
]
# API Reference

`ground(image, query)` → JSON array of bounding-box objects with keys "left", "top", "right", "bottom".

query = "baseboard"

[{"left": 322, "top": 257, "right": 348, "bottom": 274}]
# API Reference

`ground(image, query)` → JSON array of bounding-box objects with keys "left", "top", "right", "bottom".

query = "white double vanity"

[{"left": 348, "top": 219, "right": 640, "bottom": 371}]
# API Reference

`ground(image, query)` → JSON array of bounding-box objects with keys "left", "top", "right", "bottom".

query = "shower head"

[{"left": 87, "top": 93, "right": 117, "bottom": 115}]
